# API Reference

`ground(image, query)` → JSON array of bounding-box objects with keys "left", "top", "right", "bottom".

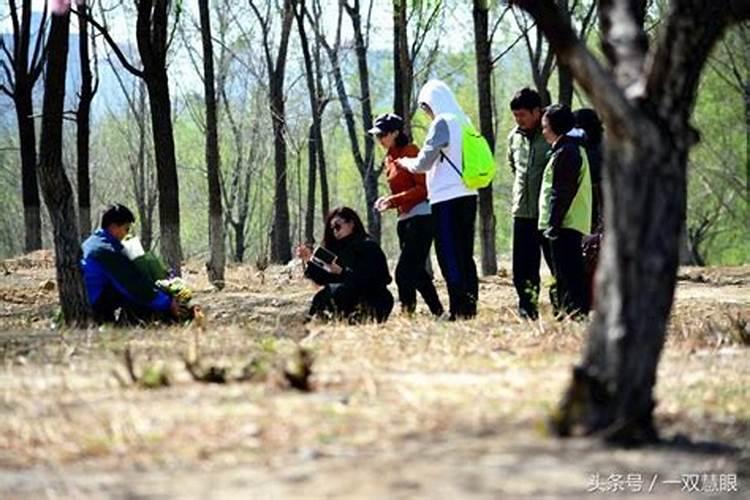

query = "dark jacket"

[
  {"left": 81, "top": 229, "right": 172, "bottom": 312},
  {"left": 538, "top": 136, "right": 592, "bottom": 235},
  {"left": 305, "top": 234, "right": 392, "bottom": 296}
]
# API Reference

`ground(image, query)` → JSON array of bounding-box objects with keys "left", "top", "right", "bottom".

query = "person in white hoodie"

[{"left": 396, "top": 80, "right": 479, "bottom": 320}]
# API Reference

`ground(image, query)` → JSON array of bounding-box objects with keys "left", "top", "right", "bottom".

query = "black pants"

[
  {"left": 92, "top": 285, "right": 172, "bottom": 326},
  {"left": 396, "top": 215, "right": 444, "bottom": 315},
  {"left": 512, "top": 217, "right": 553, "bottom": 319},
  {"left": 432, "top": 195, "right": 478, "bottom": 319},
  {"left": 546, "top": 228, "right": 589, "bottom": 317},
  {"left": 309, "top": 283, "right": 394, "bottom": 323}
]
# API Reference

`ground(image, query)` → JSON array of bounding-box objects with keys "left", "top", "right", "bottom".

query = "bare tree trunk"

[
  {"left": 198, "top": 0, "right": 226, "bottom": 288},
  {"left": 472, "top": 0, "right": 497, "bottom": 276},
  {"left": 249, "top": 0, "right": 294, "bottom": 263},
  {"left": 745, "top": 83, "right": 750, "bottom": 204},
  {"left": 145, "top": 75, "right": 183, "bottom": 273},
  {"left": 270, "top": 82, "right": 292, "bottom": 262},
  {"left": 558, "top": 63, "right": 574, "bottom": 107},
  {"left": 345, "top": 1, "right": 379, "bottom": 240},
  {"left": 557, "top": 0, "right": 574, "bottom": 107},
  {"left": 293, "top": 0, "right": 319, "bottom": 243},
  {"left": 137, "top": 1, "right": 183, "bottom": 274},
  {"left": 77, "top": 3, "right": 95, "bottom": 239},
  {"left": 16, "top": 90, "right": 42, "bottom": 252},
  {"left": 304, "top": 124, "right": 317, "bottom": 243},
  {"left": 511, "top": 0, "right": 750, "bottom": 445},
  {"left": 37, "top": 9, "right": 90, "bottom": 325},
  {"left": 393, "top": 0, "right": 412, "bottom": 132},
  {"left": 3, "top": 0, "right": 46, "bottom": 252}
]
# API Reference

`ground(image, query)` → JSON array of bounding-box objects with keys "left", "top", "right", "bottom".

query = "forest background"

[{"left": 0, "top": 0, "right": 747, "bottom": 269}]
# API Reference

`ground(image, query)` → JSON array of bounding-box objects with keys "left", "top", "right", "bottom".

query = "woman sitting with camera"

[{"left": 296, "top": 207, "right": 394, "bottom": 323}]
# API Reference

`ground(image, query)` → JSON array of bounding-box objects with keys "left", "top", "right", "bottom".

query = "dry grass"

[{"left": 0, "top": 259, "right": 748, "bottom": 497}]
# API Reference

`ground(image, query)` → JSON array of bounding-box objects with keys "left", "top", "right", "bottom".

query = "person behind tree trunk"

[
  {"left": 368, "top": 113, "right": 444, "bottom": 317},
  {"left": 507, "top": 87, "right": 554, "bottom": 320},
  {"left": 81, "top": 204, "right": 180, "bottom": 324},
  {"left": 296, "top": 207, "right": 394, "bottom": 323},
  {"left": 571, "top": 107, "right": 605, "bottom": 308},
  {"left": 395, "top": 80, "right": 479, "bottom": 321},
  {"left": 539, "top": 104, "right": 592, "bottom": 318}
]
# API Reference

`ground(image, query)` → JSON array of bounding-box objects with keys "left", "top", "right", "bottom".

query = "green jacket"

[
  {"left": 538, "top": 136, "right": 592, "bottom": 235},
  {"left": 507, "top": 126, "right": 551, "bottom": 219}
]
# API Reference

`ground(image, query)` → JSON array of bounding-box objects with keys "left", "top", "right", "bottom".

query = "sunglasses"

[{"left": 331, "top": 222, "right": 343, "bottom": 232}]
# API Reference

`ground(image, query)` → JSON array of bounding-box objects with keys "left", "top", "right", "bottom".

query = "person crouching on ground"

[
  {"left": 296, "top": 207, "right": 394, "bottom": 323},
  {"left": 539, "top": 105, "right": 592, "bottom": 318},
  {"left": 396, "top": 79, "right": 479, "bottom": 321},
  {"left": 369, "top": 112, "right": 444, "bottom": 317},
  {"left": 81, "top": 204, "right": 179, "bottom": 324}
]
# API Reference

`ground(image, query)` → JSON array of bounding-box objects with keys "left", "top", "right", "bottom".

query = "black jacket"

[{"left": 305, "top": 235, "right": 392, "bottom": 295}]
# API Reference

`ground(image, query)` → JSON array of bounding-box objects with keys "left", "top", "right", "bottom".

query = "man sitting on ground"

[{"left": 81, "top": 204, "right": 179, "bottom": 324}]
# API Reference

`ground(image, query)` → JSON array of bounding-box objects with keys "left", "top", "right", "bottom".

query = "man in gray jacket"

[{"left": 507, "top": 88, "right": 552, "bottom": 320}]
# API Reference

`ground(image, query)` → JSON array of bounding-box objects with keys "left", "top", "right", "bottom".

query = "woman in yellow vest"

[{"left": 539, "top": 104, "right": 592, "bottom": 318}]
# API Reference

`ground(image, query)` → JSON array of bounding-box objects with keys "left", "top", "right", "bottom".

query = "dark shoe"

[{"left": 518, "top": 307, "right": 538, "bottom": 321}]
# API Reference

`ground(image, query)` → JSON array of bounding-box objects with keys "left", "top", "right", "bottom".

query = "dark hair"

[
  {"left": 510, "top": 87, "right": 542, "bottom": 111},
  {"left": 573, "top": 108, "right": 603, "bottom": 144},
  {"left": 394, "top": 130, "right": 410, "bottom": 148},
  {"left": 543, "top": 104, "right": 576, "bottom": 136},
  {"left": 323, "top": 206, "right": 366, "bottom": 250},
  {"left": 101, "top": 203, "right": 135, "bottom": 228}
]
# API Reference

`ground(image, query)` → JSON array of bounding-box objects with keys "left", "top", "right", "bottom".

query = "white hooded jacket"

[{"left": 399, "top": 80, "right": 478, "bottom": 204}]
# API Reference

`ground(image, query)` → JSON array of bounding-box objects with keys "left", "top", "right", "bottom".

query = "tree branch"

[
  {"left": 509, "top": 0, "right": 639, "bottom": 139},
  {"left": 71, "top": 7, "right": 144, "bottom": 78}
]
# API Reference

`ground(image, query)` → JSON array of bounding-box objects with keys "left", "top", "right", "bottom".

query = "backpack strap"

[{"left": 439, "top": 150, "right": 462, "bottom": 179}]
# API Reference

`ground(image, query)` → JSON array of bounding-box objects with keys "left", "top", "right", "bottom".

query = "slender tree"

[
  {"left": 0, "top": 0, "right": 47, "bottom": 252},
  {"left": 473, "top": 0, "right": 498, "bottom": 276},
  {"left": 510, "top": 0, "right": 750, "bottom": 444},
  {"left": 37, "top": 1, "right": 89, "bottom": 324},
  {"left": 76, "top": 0, "right": 98, "bottom": 239},
  {"left": 248, "top": 0, "right": 295, "bottom": 263},
  {"left": 76, "top": 0, "right": 184, "bottom": 274},
  {"left": 198, "top": 0, "right": 226, "bottom": 287}
]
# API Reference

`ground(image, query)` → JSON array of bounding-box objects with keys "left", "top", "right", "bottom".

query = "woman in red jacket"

[{"left": 369, "top": 113, "right": 444, "bottom": 317}]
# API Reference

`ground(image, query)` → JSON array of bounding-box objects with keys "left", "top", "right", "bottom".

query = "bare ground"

[{"left": 0, "top": 252, "right": 748, "bottom": 499}]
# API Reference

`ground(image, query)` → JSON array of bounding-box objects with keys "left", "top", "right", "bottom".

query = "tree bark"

[
  {"left": 745, "top": 83, "right": 750, "bottom": 204},
  {"left": 293, "top": 0, "right": 320, "bottom": 244},
  {"left": 5, "top": 0, "right": 45, "bottom": 252},
  {"left": 198, "top": 0, "right": 226, "bottom": 288},
  {"left": 510, "top": 0, "right": 750, "bottom": 445},
  {"left": 144, "top": 74, "right": 183, "bottom": 273},
  {"left": 344, "top": 0, "right": 380, "bottom": 241},
  {"left": 556, "top": 0, "right": 575, "bottom": 107},
  {"left": 472, "top": 0, "right": 498, "bottom": 276},
  {"left": 16, "top": 87, "right": 42, "bottom": 252},
  {"left": 393, "top": 0, "right": 412, "bottom": 132},
  {"left": 77, "top": 2, "right": 94, "bottom": 239},
  {"left": 37, "top": 10, "right": 90, "bottom": 325},
  {"left": 135, "top": 0, "right": 183, "bottom": 274}
]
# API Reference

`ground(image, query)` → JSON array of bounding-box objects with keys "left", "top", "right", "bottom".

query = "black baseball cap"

[{"left": 367, "top": 113, "right": 404, "bottom": 136}]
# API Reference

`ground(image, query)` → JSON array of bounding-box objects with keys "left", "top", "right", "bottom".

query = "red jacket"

[{"left": 385, "top": 144, "right": 428, "bottom": 215}]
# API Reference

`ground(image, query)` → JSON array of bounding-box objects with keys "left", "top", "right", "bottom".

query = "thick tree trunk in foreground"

[
  {"left": 511, "top": 0, "right": 750, "bottom": 444},
  {"left": 37, "top": 10, "right": 90, "bottom": 325},
  {"left": 473, "top": 0, "right": 498, "bottom": 276},
  {"left": 198, "top": 0, "right": 226, "bottom": 288}
]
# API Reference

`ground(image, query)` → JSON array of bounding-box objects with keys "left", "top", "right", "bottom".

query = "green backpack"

[{"left": 441, "top": 123, "right": 496, "bottom": 189}]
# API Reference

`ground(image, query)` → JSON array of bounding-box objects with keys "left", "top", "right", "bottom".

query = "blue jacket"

[{"left": 81, "top": 229, "right": 172, "bottom": 312}]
